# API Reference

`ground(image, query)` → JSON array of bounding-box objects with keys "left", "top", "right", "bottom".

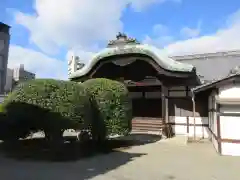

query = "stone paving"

[{"left": 0, "top": 135, "right": 239, "bottom": 180}]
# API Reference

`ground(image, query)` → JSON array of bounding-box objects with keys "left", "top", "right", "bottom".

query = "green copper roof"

[{"left": 69, "top": 44, "right": 195, "bottom": 79}]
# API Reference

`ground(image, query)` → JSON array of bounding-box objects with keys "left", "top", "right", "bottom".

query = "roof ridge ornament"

[{"left": 107, "top": 32, "right": 140, "bottom": 47}]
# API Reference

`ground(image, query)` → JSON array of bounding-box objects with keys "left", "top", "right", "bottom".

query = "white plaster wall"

[
  {"left": 169, "top": 116, "right": 209, "bottom": 138},
  {"left": 172, "top": 125, "right": 209, "bottom": 138},
  {"left": 170, "top": 116, "right": 208, "bottom": 125},
  {"left": 221, "top": 143, "right": 240, "bottom": 156},
  {"left": 220, "top": 116, "right": 240, "bottom": 156},
  {"left": 220, "top": 116, "right": 240, "bottom": 139},
  {"left": 217, "top": 84, "right": 240, "bottom": 156},
  {"left": 219, "top": 84, "right": 240, "bottom": 99}
]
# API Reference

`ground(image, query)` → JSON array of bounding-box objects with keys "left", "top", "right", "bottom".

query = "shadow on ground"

[
  {"left": 0, "top": 133, "right": 161, "bottom": 162},
  {"left": 0, "top": 133, "right": 161, "bottom": 180},
  {"left": 116, "top": 133, "right": 162, "bottom": 144}
]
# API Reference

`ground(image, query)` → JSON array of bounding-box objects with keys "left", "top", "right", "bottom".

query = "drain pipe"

[{"left": 191, "top": 90, "right": 196, "bottom": 141}]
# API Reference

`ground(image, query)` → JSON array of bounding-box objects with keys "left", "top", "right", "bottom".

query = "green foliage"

[
  {"left": 1, "top": 79, "right": 92, "bottom": 141},
  {"left": 0, "top": 104, "right": 3, "bottom": 113},
  {"left": 83, "top": 78, "right": 132, "bottom": 140}
]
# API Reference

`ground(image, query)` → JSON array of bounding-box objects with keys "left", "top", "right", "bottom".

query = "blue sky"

[{"left": 1, "top": 0, "right": 240, "bottom": 79}]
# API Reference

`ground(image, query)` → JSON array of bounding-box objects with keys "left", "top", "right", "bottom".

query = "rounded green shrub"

[
  {"left": 82, "top": 78, "right": 132, "bottom": 140},
  {"left": 0, "top": 104, "right": 3, "bottom": 112},
  {"left": 1, "top": 79, "right": 92, "bottom": 141}
]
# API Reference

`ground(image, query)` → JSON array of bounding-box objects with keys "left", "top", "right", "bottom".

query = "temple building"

[{"left": 69, "top": 33, "right": 240, "bottom": 157}]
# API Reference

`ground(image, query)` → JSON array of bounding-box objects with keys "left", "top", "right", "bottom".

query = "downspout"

[{"left": 191, "top": 89, "right": 196, "bottom": 141}]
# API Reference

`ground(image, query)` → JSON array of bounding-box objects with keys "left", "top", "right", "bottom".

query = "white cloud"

[
  {"left": 14, "top": 0, "right": 126, "bottom": 54},
  {"left": 144, "top": 35, "right": 174, "bottom": 48},
  {"left": 180, "top": 27, "right": 200, "bottom": 38},
  {"left": 130, "top": 0, "right": 181, "bottom": 12},
  {"left": 8, "top": 45, "right": 68, "bottom": 80},
  {"left": 180, "top": 21, "right": 202, "bottom": 38},
  {"left": 144, "top": 10, "right": 240, "bottom": 56},
  {"left": 66, "top": 47, "right": 96, "bottom": 65},
  {"left": 10, "top": 0, "right": 180, "bottom": 79},
  {"left": 143, "top": 24, "right": 174, "bottom": 47},
  {"left": 152, "top": 24, "right": 169, "bottom": 36},
  {"left": 14, "top": 0, "right": 180, "bottom": 55}
]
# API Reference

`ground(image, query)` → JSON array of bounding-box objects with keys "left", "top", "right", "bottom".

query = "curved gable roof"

[{"left": 69, "top": 44, "right": 195, "bottom": 79}]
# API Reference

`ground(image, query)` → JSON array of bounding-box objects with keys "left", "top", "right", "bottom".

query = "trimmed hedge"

[
  {"left": 1, "top": 79, "right": 92, "bottom": 141},
  {"left": 82, "top": 78, "right": 132, "bottom": 140}
]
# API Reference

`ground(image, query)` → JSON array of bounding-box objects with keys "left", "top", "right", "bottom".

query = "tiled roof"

[
  {"left": 192, "top": 71, "right": 240, "bottom": 93},
  {"left": 171, "top": 49, "right": 240, "bottom": 61},
  {"left": 69, "top": 44, "right": 196, "bottom": 79}
]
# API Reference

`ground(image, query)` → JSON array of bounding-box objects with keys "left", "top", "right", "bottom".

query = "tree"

[
  {"left": 83, "top": 78, "right": 132, "bottom": 141},
  {"left": 1, "top": 79, "right": 92, "bottom": 141}
]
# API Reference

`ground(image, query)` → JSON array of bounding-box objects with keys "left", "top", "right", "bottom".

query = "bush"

[
  {"left": 82, "top": 78, "right": 132, "bottom": 141},
  {"left": 0, "top": 104, "right": 3, "bottom": 112},
  {"left": 1, "top": 79, "right": 92, "bottom": 141}
]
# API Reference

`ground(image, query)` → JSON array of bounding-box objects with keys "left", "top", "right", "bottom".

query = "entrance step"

[{"left": 132, "top": 117, "right": 164, "bottom": 132}]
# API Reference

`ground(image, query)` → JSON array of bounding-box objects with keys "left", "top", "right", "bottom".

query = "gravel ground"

[{"left": 0, "top": 135, "right": 239, "bottom": 180}]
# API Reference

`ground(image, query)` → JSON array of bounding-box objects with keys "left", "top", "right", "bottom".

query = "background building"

[
  {"left": 5, "top": 64, "right": 36, "bottom": 92},
  {"left": 68, "top": 52, "right": 85, "bottom": 77},
  {"left": 0, "top": 22, "right": 10, "bottom": 94},
  {"left": 172, "top": 50, "right": 240, "bottom": 81},
  {"left": 4, "top": 68, "right": 13, "bottom": 93},
  {"left": 13, "top": 64, "right": 35, "bottom": 82}
]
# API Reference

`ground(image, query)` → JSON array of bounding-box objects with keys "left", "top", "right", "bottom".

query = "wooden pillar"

[
  {"left": 163, "top": 86, "right": 169, "bottom": 124},
  {"left": 216, "top": 103, "right": 222, "bottom": 155},
  {"left": 161, "top": 84, "right": 171, "bottom": 137},
  {"left": 161, "top": 84, "right": 166, "bottom": 123},
  {"left": 165, "top": 96, "right": 169, "bottom": 123},
  {"left": 186, "top": 116, "right": 190, "bottom": 134},
  {"left": 191, "top": 92, "right": 196, "bottom": 141}
]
